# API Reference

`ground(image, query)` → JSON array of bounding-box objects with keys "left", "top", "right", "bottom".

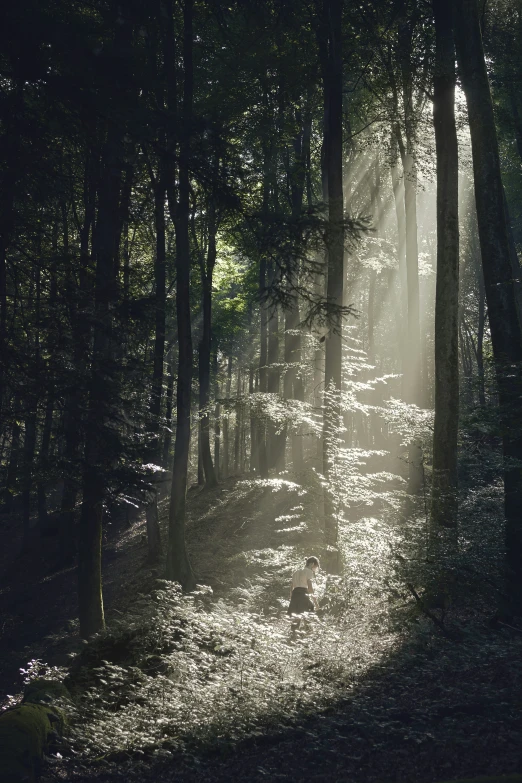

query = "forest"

[{"left": 1, "top": 0, "right": 522, "bottom": 781}]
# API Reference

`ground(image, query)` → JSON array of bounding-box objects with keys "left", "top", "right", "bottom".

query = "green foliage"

[{"left": 62, "top": 578, "right": 401, "bottom": 761}]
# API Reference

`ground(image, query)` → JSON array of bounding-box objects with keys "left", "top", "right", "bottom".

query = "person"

[{"left": 287, "top": 556, "right": 320, "bottom": 628}]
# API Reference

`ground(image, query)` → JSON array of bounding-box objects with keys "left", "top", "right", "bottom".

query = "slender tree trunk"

[
  {"left": 322, "top": 0, "right": 344, "bottom": 547},
  {"left": 78, "top": 16, "right": 130, "bottom": 634},
  {"left": 234, "top": 367, "right": 241, "bottom": 473},
  {"left": 61, "top": 147, "right": 95, "bottom": 565},
  {"left": 267, "top": 297, "right": 282, "bottom": 470},
  {"left": 258, "top": 257, "right": 269, "bottom": 478},
  {"left": 398, "top": 23, "right": 422, "bottom": 408},
  {"left": 284, "top": 113, "right": 311, "bottom": 472},
  {"left": 162, "top": 372, "right": 175, "bottom": 470},
  {"left": 367, "top": 270, "right": 376, "bottom": 364},
  {"left": 37, "top": 390, "right": 54, "bottom": 527},
  {"left": 22, "top": 256, "right": 42, "bottom": 551},
  {"left": 145, "top": 176, "right": 166, "bottom": 563},
  {"left": 214, "top": 354, "right": 221, "bottom": 479},
  {"left": 390, "top": 148, "right": 407, "bottom": 391},
  {"left": 198, "top": 201, "right": 218, "bottom": 487},
  {"left": 430, "top": 0, "right": 460, "bottom": 542},
  {"left": 79, "top": 128, "right": 121, "bottom": 635},
  {"left": 223, "top": 355, "right": 232, "bottom": 478},
  {"left": 455, "top": 0, "right": 522, "bottom": 614},
  {"left": 4, "top": 395, "right": 21, "bottom": 510},
  {"left": 166, "top": 0, "right": 196, "bottom": 590},
  {"left": 248, "top": 310, "right": 258, "bottom": 473}
]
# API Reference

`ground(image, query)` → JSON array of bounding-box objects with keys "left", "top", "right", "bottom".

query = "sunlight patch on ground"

[
  {"left": 275, "top": 524, "right": 308, "bottom": 534},
  {"left": 238, "top": 478, "right": 307, "bottom": 495}
]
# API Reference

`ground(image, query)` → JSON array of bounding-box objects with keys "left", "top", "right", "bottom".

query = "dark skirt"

[{"left": 287, "top": 587, "right": 314, "bottom": 615}]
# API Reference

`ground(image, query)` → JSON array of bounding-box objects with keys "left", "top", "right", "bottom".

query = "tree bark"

[
  {"left": 258, "top": 256, "right": 269, "bottom": 478},
  {"left": 234, "top": 367, "right": 241, "bottom": 473},
  {"left": 455, "top": 0, "right": 522, "bottom": 613},
  {"left": 162, "top": 349, "right": 175, "bottom": 468},
  {"left": 213, "top": 353, "right": 221, "bottom": 478},
  {"left": 398, "top": 21, "right": 422, "bottom": 408},
  {"left": 223, "top": 355, "right": 232, "bottom": 478},
  {"left": 4, "top": 395, "right": 21, "bottom": 511},
  {"left": 60, "top": 147, "right": 95, "bottom": 565},
  {"left": 166, "top": 0, "right": 196, "bottom": 590},
  {"left": 198, "top": 200, "right": 218, "bottom": 487},
  {"left": 267, "top": 295, "right": 282, "bottom": 471},
  {"left": 78, "top": 8, "right": 132, "bottom": 634},
  {"left": 37, "top": 390, "right": 54, "bottom": 528},
  {"left": 284, "top": 112, "right": 311, "bottom": 472},
  {"left": 322, "top": 0, "right": 344, "bottom": 547},
  {"left": 390, "top": 144, "right": 407, "bottom": 390},
  {"left": 145, "top": 174, "right": 167, "bottom": 563},
  {"left": 430, "top": 0, "right": 460, "bottom": 540}
]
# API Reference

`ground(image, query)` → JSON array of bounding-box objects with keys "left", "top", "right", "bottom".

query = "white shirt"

[{"left": 292, "top": 567, "right": 314, "bottom": 590}]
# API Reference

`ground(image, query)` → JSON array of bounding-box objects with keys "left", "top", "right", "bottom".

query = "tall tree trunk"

[
  {"left": 79, "top": 123, "right": 122, "bottom": 635},
  {"left": 4, "top": 395, "right": 21, "bottom": 511},
  {"left": 284, "top": 112, "right": 311, "bottom": 472},
  {"left": 398, "top": 22, "right": 422, "bottom": 408},
  {"left": 223, "top": 355, "right": 232, "bottom": 478},
  {"left": 248, "top": 310, "right": 258, "bottom": 473},
  {"left": 162, "top": 353, "right": 175, "bottom": 468},
  {"left": 234, "top": 367, "right": 241, "bottom": 473},
  {"left": 267, "top": 296, "right": 282, "bottom": 471},
  {"left": 145, "top": 176, "right": 166, "bottom": 563},
  {"left": 60, "top": 148, "right": 95, "bottom": 565},
  {"left": 198, "top": 201, "right": 218, "bottom": 487},
  {"left": 213, "top": 353, "right": 221, "bottom": 479},
  {"left": 258, "top": 256, "right": 269, "bottom": 478},
  {"left": 455, "top": 0, "right": 522, "bottom": 614},
  {"left": 322, "top": 0, "right": 344, "bottom": 547},
  {"left": 166, "top": 0, "right": 196, "bottom": 590},
  {"left": 37, "top": 390, "right": 54, "bottom": 528},
  {"left": 430, "top": 0, "right": 460, "bottom": 545},
  {"left": 390, "top": 145, "right": 407, "bottom": 390},
  {"left": 22, "top": 257, "right": 41, "bottom": 551},
  {"left": 78, "top": 10, "right": 131, "bottom": 634}
]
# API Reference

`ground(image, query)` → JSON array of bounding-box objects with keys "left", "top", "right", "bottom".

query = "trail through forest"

[{"left": 1, "top": 471, "right": 519, "bottom": 783}]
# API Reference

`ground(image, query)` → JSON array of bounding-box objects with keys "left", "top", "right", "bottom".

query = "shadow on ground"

[{"left": 2, "top": 471, "right": 521, "bottom": 783}]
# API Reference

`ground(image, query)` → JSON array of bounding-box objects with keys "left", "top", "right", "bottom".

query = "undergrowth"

[{"left": 63, "top": 580, "right": 400, "bottom": 762}]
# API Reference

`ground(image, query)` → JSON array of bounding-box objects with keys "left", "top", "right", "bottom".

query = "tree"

[
  {"left": 430, "top": 0, "right": 460, "bottom": 541},
  {"left": 165, "top": 0, "right": 196, "bottom": 591},
  {"left": 322, "top": 0, "right": 344, "bottom": 546},
  {"left": 455, "top": 0, "right": 522, "bottom": 613}
]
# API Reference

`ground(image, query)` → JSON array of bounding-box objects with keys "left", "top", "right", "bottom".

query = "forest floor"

[{"left": 1, "top": 468, "right": 522, "bottom": 783}]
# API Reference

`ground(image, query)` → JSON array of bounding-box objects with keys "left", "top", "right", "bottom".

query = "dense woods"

[{"left": 1, "top": 0, "right": 522, "bottom": 781}]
